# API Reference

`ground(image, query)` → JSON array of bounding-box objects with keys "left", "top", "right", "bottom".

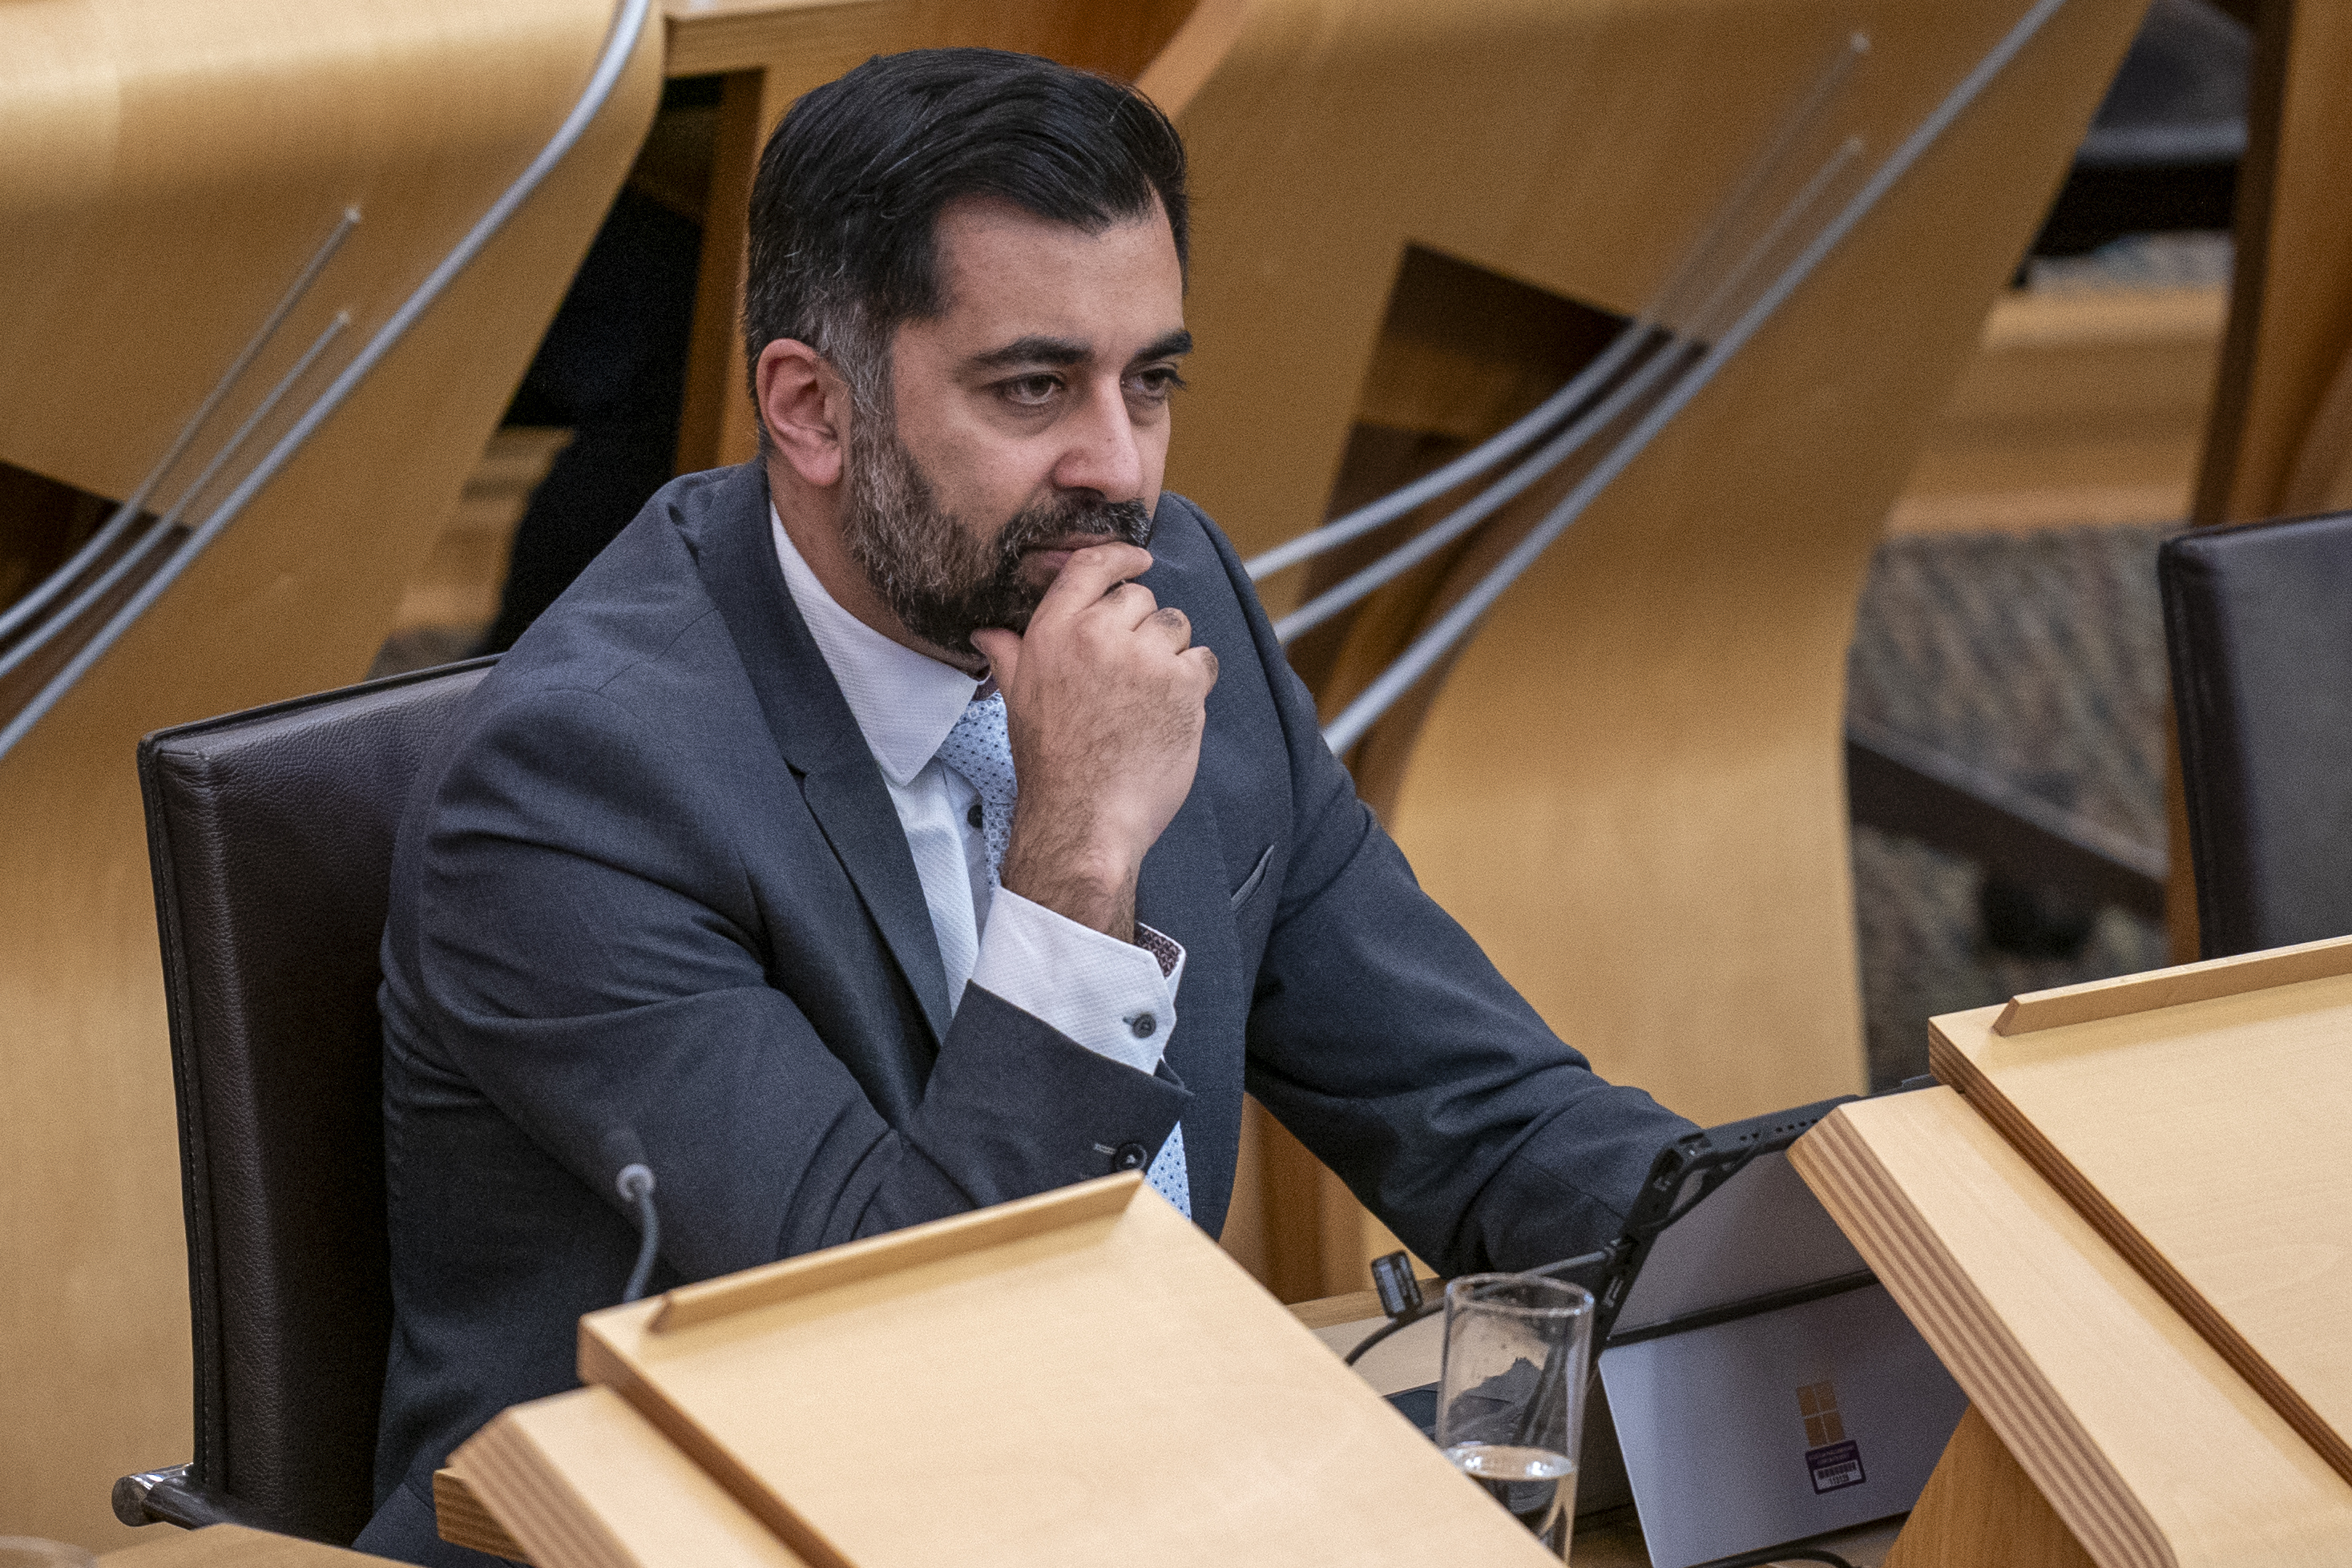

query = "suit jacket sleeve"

[
  {"left": 1192, "top": 511, "right": 1696, "bottom": 1276},
  {"left": 407, "top": 681, "right": 1187, "bottom": 1283}
]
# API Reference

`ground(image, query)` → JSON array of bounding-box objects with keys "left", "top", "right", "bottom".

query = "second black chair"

[{"left": 2160, "top": 509, "right": 2352, "bottom": 959}]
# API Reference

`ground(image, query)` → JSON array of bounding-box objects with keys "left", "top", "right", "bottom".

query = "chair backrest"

[
  {"left": 136, "top": 657, "right": 495, "bottom": 1543},
  {"left": 2160, "top": 510, "right": 2352, "bottom": 958}
]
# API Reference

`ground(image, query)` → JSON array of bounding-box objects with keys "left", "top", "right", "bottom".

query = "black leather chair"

[
  {"left": 115, "top": 658, "right": 496, "bottom": 1543},
  {"left": 2160, "top": 510, "right": 2352, "bottom": 959}
]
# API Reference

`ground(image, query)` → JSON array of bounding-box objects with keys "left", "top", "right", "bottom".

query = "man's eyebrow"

[
  {"left": 969, "top": 335, "right": 1089, "bottom": 369},
  {"left": 1130, "top": 329, "right": 1194, "bottom": 365},
  {"left": 966, "top": 329, "right": 1195, "bottom": 371}
]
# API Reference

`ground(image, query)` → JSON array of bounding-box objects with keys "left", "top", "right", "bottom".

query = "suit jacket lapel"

[{"left": 678, "top": 464, "right": 955, "bottom": 1046}]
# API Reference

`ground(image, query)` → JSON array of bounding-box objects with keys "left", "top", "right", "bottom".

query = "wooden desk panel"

[
  {"left": 439, "top": 1278, "right": 1904, "bottom": 1567},
  {"left": 99, "top": 1525, "right": 395, "bottom": 1566},
  {"left": 0, "top": 0, "right": 659, "bottom": 1550},
  {"left": 1932, "top": 939, "right": 2352, "bottom": 1488},
  {"left": 1793, "top": 1087, "right": 2352, "bottom": 1567}
]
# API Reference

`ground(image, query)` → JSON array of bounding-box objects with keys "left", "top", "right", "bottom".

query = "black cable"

[
  {"left": 1341, "top": 1299, "right": 1442, "bottom": 1365},
  {"left": 615, "top": 1163, "right": 659, "bottom": 1304}
]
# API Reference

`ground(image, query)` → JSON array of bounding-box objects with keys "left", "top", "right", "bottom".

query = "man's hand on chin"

[{"left": 973, "top": 541, "right": 1219, "bottom": 942}]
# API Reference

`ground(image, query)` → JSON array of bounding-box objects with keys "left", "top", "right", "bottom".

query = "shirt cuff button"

[{"left": 1128, "top": 1012, "right": 1157, "bottom": 1039}]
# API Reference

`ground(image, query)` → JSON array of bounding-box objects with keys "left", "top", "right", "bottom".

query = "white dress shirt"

[{"left": 769, "top": 508, "right": 1186, "bottom": 1078}]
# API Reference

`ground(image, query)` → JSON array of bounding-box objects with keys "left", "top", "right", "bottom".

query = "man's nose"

[{"left": 1052, "top": 377, "right": 1147, "bottom": 501}]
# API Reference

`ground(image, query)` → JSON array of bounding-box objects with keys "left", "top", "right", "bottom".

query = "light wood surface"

[
  {"left": 2172, "top": 0, "right": 2352, "bottom": 961},
  {"left": 2283, "top": 339, "right": 2352, "bottom": 515},
  {"left": 1330, "top": 0, "right": 2150, "bottom": 1141},
  {"left": 1199, "top": 0, "right": 2148, "bottom": 1286},
  {"left": 558, "top": 1174, "right": 1557, "bottom": 1568},
  {"left": 1930, "top": 948, "right": 2352, "bottom": 1486},
  {"left": 98, "top": 1523, "right": 395, "bottom": 1566},
  {"left": 1880, "top": 1405, "right": 2095, "bottom": 1568},
  {"left": 646, "top": 1171, "right": 1136, "bottom": 1331},
  {"left": 2194, "top": 0, "right": 2352, "bottom": 528},
  {"left": 446, "top": 1255, "right": 1902, "bottom": 1568},
  {"left": 451, "top": 1389, "right": 806, "bottom": 1568},
  {"left": 1887, "top": 284, "right": 2225, "bottom": 535},
  {"left": 435, "top": 1464, "right": 535, "bottom": 1565},
  {"left": 390, "top": 427, "right": 571, "bottom": 633},
  {"left": 1990, "top": 930, "right": 2352, "bottom": 1035},
  {"left": 0, "top": 0, "right": 660, "bottom": 1549},
  {"left": 436, "top": 1276, "right": 1422, "bottom": 1565},
  {"left": 1791, "top": 1086, "right": 2352, "bottom": 1567}
]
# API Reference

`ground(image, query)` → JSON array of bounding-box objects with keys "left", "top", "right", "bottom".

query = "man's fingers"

[
  {"left": 1186, "top": 643, "right": 1219, "bottom": 692},
  {"left": 1035, "top": 542, "right": 1154, "bottom": 620},
  {"left": 971, "top": 627, "right": 1020, "bottom": 687},
  {"left": 1146, "top": 605, "right": 1192, "bottom": 651}
]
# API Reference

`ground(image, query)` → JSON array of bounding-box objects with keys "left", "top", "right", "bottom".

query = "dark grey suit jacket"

[{"left": 356, "top": 461, "right": 1691, "bottom": 1563}]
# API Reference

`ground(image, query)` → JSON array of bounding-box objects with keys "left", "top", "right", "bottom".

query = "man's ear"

[{"left": 756, "top": 339, "right": 849, "bottom": 488}]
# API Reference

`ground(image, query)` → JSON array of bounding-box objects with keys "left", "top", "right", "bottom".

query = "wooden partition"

[
  {"left": 2168, "top": 0, "right": 2352, "bottom": 958},
  {"left": 2194, "top": 0, "right": 2352, "bottom": 526},
  {"left": 0, "top": 1, "right": 660, "bottom": 1546},
  {"left": 1148, "top": 0, "right": 2151, "bottom": 1296}
]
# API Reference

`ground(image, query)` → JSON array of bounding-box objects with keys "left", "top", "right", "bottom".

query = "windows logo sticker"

[{"left": 1797, "top": 1379, "right": 1866, "bottom": 1494}]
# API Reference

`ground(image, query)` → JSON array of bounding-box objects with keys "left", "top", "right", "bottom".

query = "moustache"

[{"left": 995, "top": 494, "right": 1157, "bottom": 560}]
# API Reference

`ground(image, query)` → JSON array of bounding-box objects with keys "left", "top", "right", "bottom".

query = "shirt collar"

[{"left": 770, "top": 504, "right": 982, "bottom": 787}]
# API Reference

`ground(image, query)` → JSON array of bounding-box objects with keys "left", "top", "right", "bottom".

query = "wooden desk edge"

[
  {"left": 99, "top": 1523, "right": 397, "bottom": 1565},
  {"left": 434, "top": 1281, "right": 1410, "bottom": 1562},
  {"left": 660, "top": 0, "right": 881, "bottom": 79},
  {"left": 434, "top": 1465, "right": 531, "bottom": 1563}
]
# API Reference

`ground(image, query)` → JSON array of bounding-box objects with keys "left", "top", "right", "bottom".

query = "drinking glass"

[{"left": 1436, "top": 1272, "right": 1594, "bottom": 1559}]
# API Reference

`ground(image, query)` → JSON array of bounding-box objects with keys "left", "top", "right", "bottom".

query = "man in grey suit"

[{"left": 357, "top": 46, "right": 1692, "bottom": 1565}]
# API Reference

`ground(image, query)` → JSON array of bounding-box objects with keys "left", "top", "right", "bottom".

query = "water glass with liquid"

[{"left": 1436, "top": 1272, "right": 1595, "bottom": 1560}]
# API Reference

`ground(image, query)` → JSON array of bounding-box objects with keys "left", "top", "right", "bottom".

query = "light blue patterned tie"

[
  {"left": 1144, "top": 1120, "right": 1190, "bottom": 1215},
  {"left": 934, "top": 692, "right": 1015, "bottom": 883},
  {"left": 933, "top": 691, "right": 1191, "bottom": 1218}
]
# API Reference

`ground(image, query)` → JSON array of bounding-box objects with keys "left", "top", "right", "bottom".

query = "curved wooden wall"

[
  {"left": 1144, "top": 0, "right": 2151, "bottom": 1295},
  {"left": 2162, "top": 0, "right": 2352, "bottom": 961},
  {"left": 2195, "top": 0, "right": 2352, "bottom": 528},
  {"left": 0, "top": 1, "right": 659, "bottom": 1547}
]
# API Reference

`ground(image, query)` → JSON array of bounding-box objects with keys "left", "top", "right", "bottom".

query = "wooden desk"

[
  {"left": 432, "top": 1281, "right": 1904, "bottom": 1567},
  {"left": 99, "top": 1524, "right": 396, "bottom": 1566}
]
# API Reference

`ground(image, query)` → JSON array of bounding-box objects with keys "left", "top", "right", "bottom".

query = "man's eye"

[
  {"left": 1131, "top": 367, "right": 1188, "bottom": 401},
  {"left": 1000, "top": 374, "right": 1062, "bottom": 406}
]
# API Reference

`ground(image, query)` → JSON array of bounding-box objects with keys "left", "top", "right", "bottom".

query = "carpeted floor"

[{"left": 1847, "top": 524, "right": 2172, "bottom": 1088}]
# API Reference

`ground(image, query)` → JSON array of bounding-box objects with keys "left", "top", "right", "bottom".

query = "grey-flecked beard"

[{"left": 838, "top": 411, "right": 1156, "bottom": 666}]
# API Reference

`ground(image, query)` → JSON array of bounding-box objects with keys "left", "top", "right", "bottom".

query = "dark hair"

[{"left": 742, "top": 48, "right": 1189, "bottom": 421}]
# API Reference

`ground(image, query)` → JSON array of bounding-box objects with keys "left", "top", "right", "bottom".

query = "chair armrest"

[{"left": 111, "top": 1463, "right": 287, "bottom": 1533}]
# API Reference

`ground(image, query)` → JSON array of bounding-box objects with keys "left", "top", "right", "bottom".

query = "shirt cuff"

[{"left": 970, "top": 889, "right": 1186, "bottom": 1076}]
